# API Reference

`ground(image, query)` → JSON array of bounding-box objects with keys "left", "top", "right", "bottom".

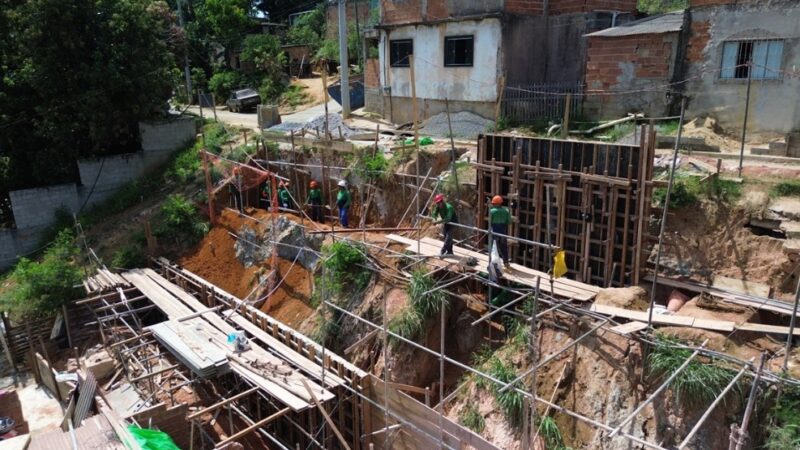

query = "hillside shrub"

[
  {"left": 765, "top": 388, "right": 800, "bottom": 450},
  {"left": 156, "top": 194, "right": 208, "bottom": 244},
  {"left": 208, "top": 71, "right": 244, "bottom": 100},
  {"left": 317, "top": 241, "right": 371, "bottom": 298},
  {"left": 0, "top": 230, "right": 82, "bottom": 320}
]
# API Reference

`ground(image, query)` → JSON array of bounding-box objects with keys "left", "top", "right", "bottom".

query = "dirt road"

[{"left": 187, "top": 106, "right": 259, "bottom": 131}]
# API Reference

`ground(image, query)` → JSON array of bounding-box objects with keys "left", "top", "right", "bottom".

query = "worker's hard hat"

[
  {"left": 434, "top": 194, "right": 445, "bottom": 203},
  {"left": 310, "top": 180, "right": 318, "bottom": 188},
  {"left": 491, "top": 195, "right": 503, "bottom": 205},
  {"left": 338, "top": 180, "right": 347, "bottom": 188}
]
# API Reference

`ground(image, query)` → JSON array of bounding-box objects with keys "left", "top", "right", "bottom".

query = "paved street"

[{"left": 187, "top": 101, "right": 342, "bottom": 132}]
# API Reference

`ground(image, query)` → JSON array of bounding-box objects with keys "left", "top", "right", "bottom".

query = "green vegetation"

[
  {"left": 602, "top": 123, "right": 636, "bottom": 142},
  {"left": 155, "top": 194, "right": 209, "bottom": 245},
  {"left": 656, "top": 120, "right": 681, "bottom": 136},
  {"left": 0, "top": 230, "right": 83, "bottom": 320},
  {"left": 537, "top": 416, "right": 571, "bottom": 450},
  {"left": 389, "top": 269, "right": 448, "bottom": 343},
  {"left": 201, "top": 122, "right": 232, "bottom": 155},
  {"left": 638, "top": 0, "right": 688, "bottom": 14},
  {"left": 317, "top": 241, "right": 371, "bottom": 298},
  {"left": 459, "top": 404, "right": 486, "bottom": 433},
  {"left": 281, "top": 85, "right": 311, "bottom": 108},
  {"left": 765, "top": 388, "right": 800, "bottom": 450},
  {"left": 648, "top": 334, "right": 740, "bottom": 409},
  {"left": 229, "top": 144, "right": 257, "bottom": 163},
  {"left": 353, "top": 149, "right": 390, "bottom": 182},
  {"left": 485, "top": 356, "right": 525, "bottom": 426},
  {"left": 770, "top": 180, "right": 800, "bottom": 198},
  {"left": 441, "top": 161, "right": 473, "bottom": 198},
  {"left": 111, "top": 240, "right": 148, "bottom": 269},
  {"left": 208, "top": 71, "right": 245, "bottom": 100},
  {"left": 240, "top": 34, "right": 288, "bottom": 102},
  {"left": 653, "top": 175, "right": 742, "bottom": 208}
]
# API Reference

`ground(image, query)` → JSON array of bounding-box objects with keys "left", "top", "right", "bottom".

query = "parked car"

[{"left": 226, "top": 89, "right": 261, "bottom": 112}]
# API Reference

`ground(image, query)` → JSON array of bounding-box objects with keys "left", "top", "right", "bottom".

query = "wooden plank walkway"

[
  {"left": 122, "top": 269, "right": 336, "bottom": 412},
  {"left": 387, "top": 234, "right": 599, "bottom": 301}
]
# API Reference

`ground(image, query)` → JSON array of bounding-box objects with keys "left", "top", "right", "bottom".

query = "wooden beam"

[
  {"left": 344, "top": 330, "right": 378, "bottom": 356},
  {"left": 300, "top": 379, "right": 351, "bottom": 450},
  {"left": 215, "top": 406, "right": 291, "bottom": 448},
  {"left": 188, "top": 387, "right": 259, "bottom": 420},
  {"left": 129, "top": 364, "right": 179, "bottom": 383}
]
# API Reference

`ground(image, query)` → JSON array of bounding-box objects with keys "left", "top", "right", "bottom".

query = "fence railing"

[{"left": 502, "top": 82, "right": 583, "bottom": 125}]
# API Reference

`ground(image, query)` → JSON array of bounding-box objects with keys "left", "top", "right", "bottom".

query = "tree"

[
  {"left": 196, "top": 0, "right": 254, "bottom": 54},
  {"left": 240, "top": 34, "right": 287, "bottom": 101},
  {"left": 637, "top": 0, "right": 688, "bottom": 14},
  {"left": 0, "top": 0, "right": 178, "bottom": 190},
  {"left": 253, "top": 0, "right": 324, "bottom": 23},
  {"left": 284, "top": 4, "right": 326, "bottom": 52}
]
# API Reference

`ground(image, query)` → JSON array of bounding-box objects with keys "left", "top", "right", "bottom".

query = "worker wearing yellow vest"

[{"left": 489, "top": 195, "right": 511, "bottom": 268}]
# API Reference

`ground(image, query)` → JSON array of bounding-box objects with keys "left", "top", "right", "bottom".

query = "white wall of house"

[{"left": 379, "top": 18, "right": 502, "bottom": 103}]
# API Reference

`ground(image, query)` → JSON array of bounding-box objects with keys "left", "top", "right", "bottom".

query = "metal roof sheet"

[{"left": 586, "top": 11, "right": 684, "bottom": 37}]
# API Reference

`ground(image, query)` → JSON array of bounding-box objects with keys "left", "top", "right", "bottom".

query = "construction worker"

[
  {"left": 307, "top": 180, "right": 324, "bottom": 223},
  {"left": 278, "top": 181, "right": 292, "bottom": 210},
  {"left": 260, "top": 180, "right": 271, "bottom": 208},
  {"left": 336, "top": 180, "right": 351, "bottom": 228},
  {"left": 489, "top": 195, "right": 511, "bottom": 268},
  {"left": 432, "top": 194, "right": 458, "bottom": 256}
]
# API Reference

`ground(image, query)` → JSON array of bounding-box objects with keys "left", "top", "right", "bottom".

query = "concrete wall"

[
  {"left": 380, "top": 0, "right": 636, "bottom": 23},
  {"left": 376, "top": 18, "right": 501, "bottom": 122},
  {"left": 0, "top": 117, "right": 196, "bottom": 270},
  {"left": 684, "top": 0, "right": 800, "bottom": 137},
  {"left": 583, "top": 32, "right": 682, "bottom": 118}
]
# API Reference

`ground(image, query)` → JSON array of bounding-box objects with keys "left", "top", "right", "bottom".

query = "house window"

[
  {"left": 390, "top": 39, "right": 413, "bottom": 67},
  {"left": 444, "top": 36, "right": 474, "bottom": 67},
  {"left": 720, "top": 40, "right": 784, "bottom": 80}
]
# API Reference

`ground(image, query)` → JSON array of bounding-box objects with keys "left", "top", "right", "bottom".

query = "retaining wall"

[{"left": 0, "top": 117, "right": 196, "bottom": 270}]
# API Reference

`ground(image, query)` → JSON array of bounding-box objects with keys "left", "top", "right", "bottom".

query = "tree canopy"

[
  {"left": 0, "top": 0, "right": 179, "bottom": 189},
  {"left": 253, "top": 0, "right": 325, "bottom": 23}
]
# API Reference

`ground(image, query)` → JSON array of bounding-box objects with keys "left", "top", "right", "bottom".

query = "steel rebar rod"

[
  {"left": 648, "top": 97, "right": 687, "bottom": 328},
  {"left": 499, "top": 318, "right": 610, "bottom": 393},
  {"left": 677, "top": 360, "right": 751, "bottom": 449},
  {"left": 608, "top": 338, "right": 707, "bottom": 438}
]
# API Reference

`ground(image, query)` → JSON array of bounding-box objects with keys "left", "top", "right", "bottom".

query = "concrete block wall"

[
  {"left": 8, "top": 184, "right": 80, "bottom": 230},
  {"left": 0, "top": 117, "right": 196, "bottom": 270},
  {"left": 140, "top": 117, "right": 196, "bottom": 152}
]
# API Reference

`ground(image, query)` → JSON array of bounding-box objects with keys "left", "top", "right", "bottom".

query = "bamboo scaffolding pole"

[
  {"left": 470, "top": 291, "right": 529, "bottom": 326},
  {"left": 188, "top": 387, "right": 259, "bottom": 420},
  {"left": 731, "top": 352, "right": 766, "bottom": 450},
  {"left": 217, "top": 406, "right": 291, "bottom": 448},
  {"left": 677, "top": 360, "right": 751, "bottom": 450},
  {"left": 608, "top": 338, "right": 708, "bottom": 438}
]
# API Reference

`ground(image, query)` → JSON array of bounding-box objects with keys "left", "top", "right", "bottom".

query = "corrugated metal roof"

[{"left": 586, "top": 11, "right": 685, "bottom": 37}]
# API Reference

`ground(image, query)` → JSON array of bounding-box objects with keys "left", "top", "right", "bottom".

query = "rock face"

[
  {"left": 594, "top": 286, "right": 649, "bottom": 311},
  {"left": 234, "top": 216, "right": 323, "bottom": 269}
]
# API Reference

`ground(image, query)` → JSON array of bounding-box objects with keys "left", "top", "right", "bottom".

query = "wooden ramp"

[
  {"left": 122, "top": 268, "right": 337, "bottom": 412},
  {"left": 387, "top": 234, "right": 600, "bottom": 301}
]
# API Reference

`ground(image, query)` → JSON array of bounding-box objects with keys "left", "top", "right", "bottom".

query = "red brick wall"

[
  {"left": 381, "top": 0, "right": 424, "bottom": 25},
  {"left": 365, "top": 58, "right": 380, "bottom": 88},
  {"left": 686, "top": 20, "right": 710, "bottom": 63},
  {"left": 326, "top": 0, "right": 373, "bottom": 39},
  {"left": 585, "top": 34, "right": 675, "bottom": 90},
  {"left": 506, "top": 0, "right": 545, "bottom": 15},
  {"left": 551, "top": 0, "right": 638, "bottom": 15}
]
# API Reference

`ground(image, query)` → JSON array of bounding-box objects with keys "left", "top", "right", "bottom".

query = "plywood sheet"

[{"left": 712, "top": 276, "right": 771, "bottom": 298}]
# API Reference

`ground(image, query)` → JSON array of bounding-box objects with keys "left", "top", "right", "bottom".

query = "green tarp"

[{"left": 128, "top": 426, "right": 181, "bottom": 450}]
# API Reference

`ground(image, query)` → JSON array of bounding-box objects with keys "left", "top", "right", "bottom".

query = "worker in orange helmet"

[
  {"left": 431, "top": 193, "right": 458, "bottom": 256},
  {"left": 307, "top": 180, "right": 324, "bottom": 222},
  {"left": 489, "top": 195, "right": 511, "bottom": 268}
]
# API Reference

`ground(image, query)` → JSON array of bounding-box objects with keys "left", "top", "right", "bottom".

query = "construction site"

[{"left": 1, "top": 100, "right": 800, "bottom": 449}]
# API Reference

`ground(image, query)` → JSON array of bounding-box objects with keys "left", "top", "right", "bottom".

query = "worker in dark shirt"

[
  {"left": 307, "top": 180, "right": 323, "bottom": 222},
  {"left": 489, "top": 195, "right": 511, "bottom": 268},
  {"left": 432, "top": 194, "right": 458, "bottom": 256}
]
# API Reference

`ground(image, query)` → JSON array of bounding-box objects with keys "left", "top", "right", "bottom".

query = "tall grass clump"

[
  {"left": 317, "top": 241, "right": 371, "bottom": 299},
  {"left": 765, "top": 388, "right": 800, "bottom": 450},
  {"left": 388, "top": 269, "right": 448, "bottom": 343},
  {"left": 648, "top": 334, "right": 739, "bottom": 409},
  {"left": 459, "top": 403, "right": 486, "bottom": 433}
]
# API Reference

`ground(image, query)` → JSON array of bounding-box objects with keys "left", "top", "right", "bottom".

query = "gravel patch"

[
  {"left": 268, "top": 113, "right": 358, "bottom": 137},
  {"left": 420, "top": 111, "right": 494, "bottom": 140}
]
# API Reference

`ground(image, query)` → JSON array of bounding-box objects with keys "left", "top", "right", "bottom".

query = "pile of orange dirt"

[
  {"left": 179, "top": 208, "right": 269, "bottom": 299},
  {"left": 261, "top": 257, "right": 314, "bottom": 329}
]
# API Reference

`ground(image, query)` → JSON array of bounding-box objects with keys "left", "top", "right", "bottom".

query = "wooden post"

[
  {"left": 201, "top": 151, "right": 216, "bottom": 225},
  {"left": 495, "top": 74, "right": 506, "bottom": 123},
  {"left": 322, "top": 65, "right": 330, "bottom": 140},
  {"left": 410, "top": 55, "right": 421, "bottom": 257},
  {"left": 561, "top": 93, "right": 572, "bottom": 139}
]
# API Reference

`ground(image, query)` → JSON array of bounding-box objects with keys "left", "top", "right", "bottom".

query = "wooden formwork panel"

[{"left": 477, "top": 130, "right": 655, "bottom": 287}]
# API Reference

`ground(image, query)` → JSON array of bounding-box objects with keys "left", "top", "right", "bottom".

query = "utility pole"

[
  {"left": 338, "top": 0, "right": 351, "bottom": 118},
  {"left": 176, "top": 0, "right": 193, "bottom": 102},
  {"left": 737, "top": 62, "right": 753, "bottom": 178}
]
